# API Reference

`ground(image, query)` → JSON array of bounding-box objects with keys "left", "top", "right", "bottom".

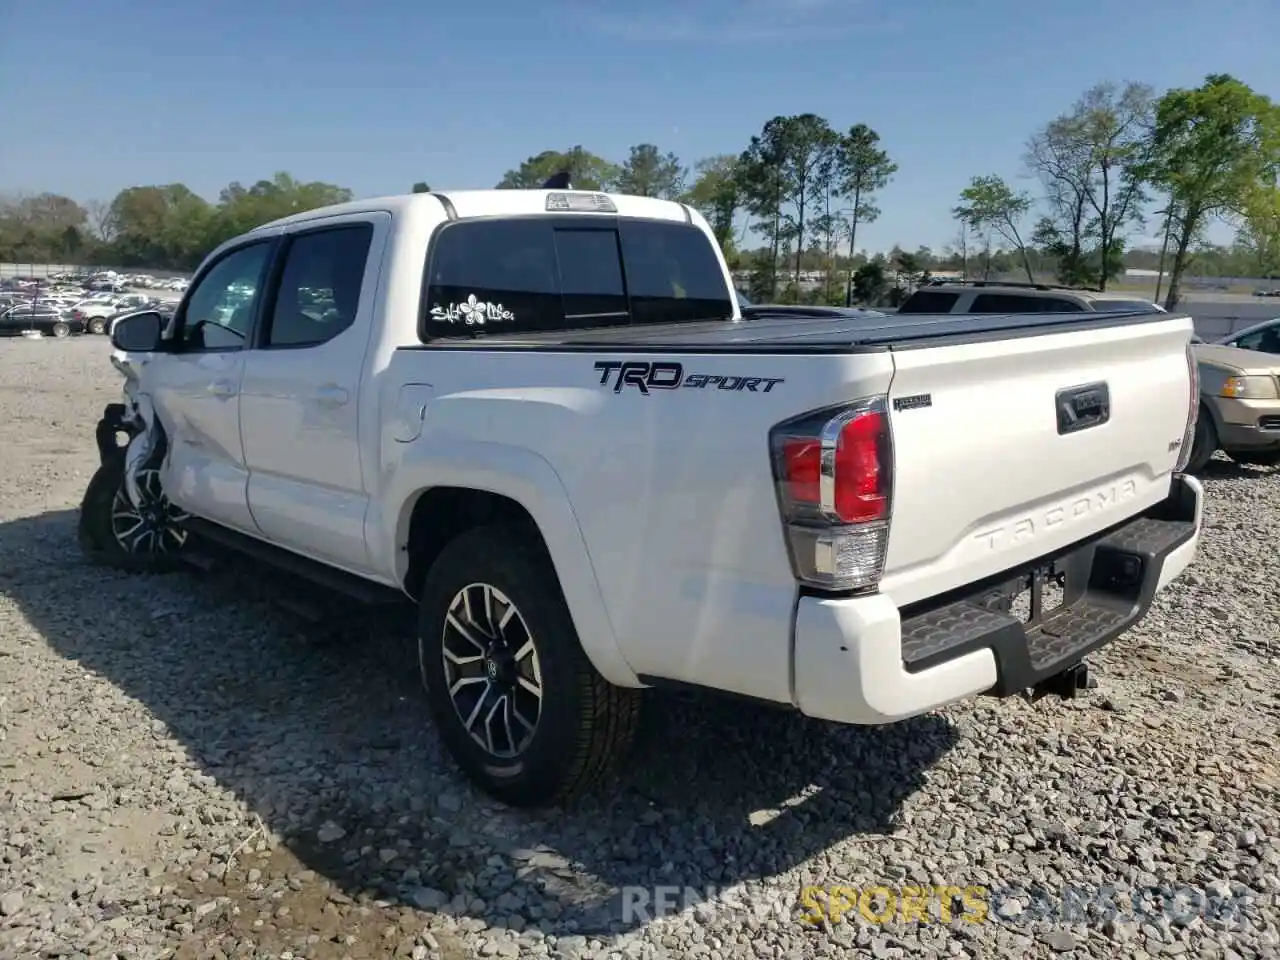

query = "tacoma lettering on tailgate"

[{"left": 971, "top": 479, "right": 1139, "bottom": 551}]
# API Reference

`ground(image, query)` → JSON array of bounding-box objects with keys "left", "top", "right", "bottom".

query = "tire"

[
  {"left": 417, "top": 524, "right": 642, "bottom": 808},
  {"left": 1185, "top": 406, "right": 1217, "bottom": 473},
  {"left": 77, "top": 455, "right": 191, "bottom": 571},
  {"left": 88, "top": 317, "right": 107, "bottom": 335},
  {"left": 51, "top": 321, "right": 70, "bottom": 339}
]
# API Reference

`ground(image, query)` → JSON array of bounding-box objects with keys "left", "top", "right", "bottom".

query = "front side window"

[
  {"left": 264, "top": 224, "right": 374, "bottom": 348},
  {"left": 179, "top": 242, "right": 272, "bottom": 350},
  {"left": 1233, "top": 323, "right": 1280, "bottom": 353}
]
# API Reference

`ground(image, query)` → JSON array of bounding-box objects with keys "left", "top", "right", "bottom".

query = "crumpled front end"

[{"left": 98, "top": 355, "right": 163, "bottom": 510}]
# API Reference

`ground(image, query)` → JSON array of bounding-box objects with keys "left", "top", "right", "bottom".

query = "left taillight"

[
  {"left": 769, "top": 397, "right": 893, "bottom": 592},
  {"left": 1174, "top": 339, "right": 1200, "bottom": 473}
]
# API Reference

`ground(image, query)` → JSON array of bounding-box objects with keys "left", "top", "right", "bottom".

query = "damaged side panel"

[{"left": 98, "top": 356, "right": 166, "bottom": 511}]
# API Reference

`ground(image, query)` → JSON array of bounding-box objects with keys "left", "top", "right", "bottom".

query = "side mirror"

[{"left": 110, "top": 311, "right": 165, "bottom": 353}]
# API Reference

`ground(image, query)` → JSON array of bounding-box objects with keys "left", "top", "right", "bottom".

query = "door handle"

[
  {"left": 314, "top": 385, "right": 350, "bottom": 407},
  {"left": 207, "top": 379, "right": 236, "bottom": 398}
]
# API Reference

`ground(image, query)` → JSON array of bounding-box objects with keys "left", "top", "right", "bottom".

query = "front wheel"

[
  {"left": 88, "top": 317, "right": 107, "bottom": 335},
  {"left": 51, "top": 321, "right": 71, "bottom": 339},
  {"left": 417, "top": 524, "right": 642, "bottom": 808},
  {"left": 78, "top": 457, "right": 191, "bottom": 571}
]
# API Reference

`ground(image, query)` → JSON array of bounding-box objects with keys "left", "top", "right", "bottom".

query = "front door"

[
  {"left": 149, "top": 239, "right": 275, "bottom": 534},
  {"left": 238, "top": 215, "right": 385, "bottom": 572}
]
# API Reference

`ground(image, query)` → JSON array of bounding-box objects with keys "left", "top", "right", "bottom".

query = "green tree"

[
  {"left": 616, "top": 144, "right": 685, "bottom": 199},
  {"left": 683, "top": 154, "right": 743, "bottom": 262},
  {"left": 737, "top": 114, "right": 837, "bottom": 297},
  {"left": 1238, "top": 184, "right": 1280, "bottom": 278},
  {"left": 1138, "top": 74, "right": 1280, "bottom": 307},
  {"left": 776, "top": 114, "right": 837, "bottom": 286},
  {"left": 953, "top": 175, "right": 1036, "bottom": 282},
  {"left": 737, "top": 119, "right": 793, "bottom": 297},
  {"left": 209, "top": 173, "right": 351, "bottom": 250},
  {"left": 851, "top": 260, "right": 887, "bottom": 305},
  {"left": 0, "top": 193, "right": 89, "bottom": 262},
  {"left": 835, "top": 124, "right": 897, "bottom": 306},
  {"left": 1026, "top": 81, "right": 1153, "bottom": 289},
  {"left": 496, "top": 147, "right": 619, "bottom": 190}
]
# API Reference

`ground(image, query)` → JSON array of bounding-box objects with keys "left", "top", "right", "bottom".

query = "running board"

[{"left": 182, "top": 517, "right": 409, "bottom": 607}]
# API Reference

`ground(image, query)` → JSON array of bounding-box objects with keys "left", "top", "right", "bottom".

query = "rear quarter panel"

[{"left": 381, "top": 346, "right": 894, "bottom": 704}]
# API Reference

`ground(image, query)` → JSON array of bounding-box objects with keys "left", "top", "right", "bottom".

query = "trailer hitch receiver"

[{"left": 1027, "top": 660, "right": 1090, "bottom": 703}]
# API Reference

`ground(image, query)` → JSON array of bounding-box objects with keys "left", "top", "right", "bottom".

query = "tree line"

[
  {"left": 952, "top": 73, "right": 1280, "bottom": 308},
  {"left": 3, "top": 72, "right": 1277, "bottom": 309}
]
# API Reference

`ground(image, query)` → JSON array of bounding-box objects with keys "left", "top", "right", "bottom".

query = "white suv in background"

[{"left": 897, "top": 280, "right": 1166, "bottom": 315}]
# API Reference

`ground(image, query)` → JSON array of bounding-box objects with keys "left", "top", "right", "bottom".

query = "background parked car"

[
  {"left": 0, "top": 303, "right": 85, "bottom": 338},
  {"left": 1188, "top": 337, "right": 1280, "bottom": 470},
  {"left": 896, "top": 280, "right": 1165, "bottom": 315},
  {"left": 1217, "top": 316, "right": 1280, "bottom": 354}
]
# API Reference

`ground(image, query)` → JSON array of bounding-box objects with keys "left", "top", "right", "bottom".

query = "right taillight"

[
  {"left": 1175, "top": 339, "right": 1200, "bottom": 473},
  {"left": 769, "top": 396, "right": 893, "bottom": 592}
]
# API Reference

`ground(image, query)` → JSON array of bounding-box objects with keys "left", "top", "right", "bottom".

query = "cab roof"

[{"left": 255, "top": 189, "right": 697, "bottom": 231}]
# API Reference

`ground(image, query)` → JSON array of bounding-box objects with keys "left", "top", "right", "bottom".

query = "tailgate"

[{"left": 878, "top": 314, "right": 1194, "bottom": 606}]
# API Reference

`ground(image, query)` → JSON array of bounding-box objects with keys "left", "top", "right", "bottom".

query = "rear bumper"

[{"left": 792, "top": 473, "right": 1203, "bottom": 725}]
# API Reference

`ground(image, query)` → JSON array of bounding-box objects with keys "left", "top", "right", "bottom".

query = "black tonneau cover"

[{"left": 417, "top": 307, "right": 1182, "bottom": 353}]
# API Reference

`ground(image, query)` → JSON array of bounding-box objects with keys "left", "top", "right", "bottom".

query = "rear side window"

[
  {"left": 968, "top": 293, "right": 1085, "bottom": 313},
  {"left": 421, "top": 216, "right": 732, "bottom": 338},
  {"left": 264, "top": 224, "right": 374, "bottom": 348},
  {"left": 896, "top": 290, "right": 960, "bottom": 314}
]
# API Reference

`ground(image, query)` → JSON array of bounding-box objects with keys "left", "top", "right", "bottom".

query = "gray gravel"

[{"left": 1, "top": 335, "right": 1278, "bottom": 960}]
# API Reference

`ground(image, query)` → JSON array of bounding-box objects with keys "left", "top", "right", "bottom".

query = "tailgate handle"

[{"left": 1056, "top": 382, "right": 1110, "bottom": 435}]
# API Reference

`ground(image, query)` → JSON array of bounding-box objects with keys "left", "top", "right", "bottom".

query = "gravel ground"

[{"left": 1, "top": 336, "right": 1278, "bottom": 960}]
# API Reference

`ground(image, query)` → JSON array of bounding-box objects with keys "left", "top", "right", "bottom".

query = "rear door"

[{"left": 238, "top": 213, "right": 388, "bottom": 572}]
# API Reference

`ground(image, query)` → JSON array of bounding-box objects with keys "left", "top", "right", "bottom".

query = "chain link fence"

[{"left": 1, "top": 262, "right": 191, "bottom": 281}]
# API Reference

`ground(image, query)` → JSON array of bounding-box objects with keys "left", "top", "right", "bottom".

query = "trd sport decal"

[{"left": 594, "top": 361, "right": 785, "bottom": 395}]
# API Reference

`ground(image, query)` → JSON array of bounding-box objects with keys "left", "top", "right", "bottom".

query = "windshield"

[{"left": 735, "top": 290, "right": 753, "bottom": 307}]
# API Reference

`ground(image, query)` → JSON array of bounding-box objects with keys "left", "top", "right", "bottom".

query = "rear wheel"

[
  {"left": 417, "top": 524, "right": 642, "bottom": 808},
  {"left": 51, "top": 321, "right": 70, "bottom": 339},
  {"left": 78, "top": 456, "right": 190, "bottom": 571},
  {"left": 88, "top": 317, "right": 107, "bottom": 335},
  {"left": 1185, "top": 406, "right": 1217, "bottom": 473}
]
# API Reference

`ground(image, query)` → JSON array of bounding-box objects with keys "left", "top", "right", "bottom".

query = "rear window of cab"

[{"left": 420, "top": 216, "right": 734, "bottom": 339}]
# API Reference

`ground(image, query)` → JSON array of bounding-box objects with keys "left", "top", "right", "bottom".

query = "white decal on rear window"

[{"left": 429, "top": 294, "right": 515, "bottom": 326}]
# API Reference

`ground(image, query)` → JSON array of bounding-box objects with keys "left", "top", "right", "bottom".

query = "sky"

[{"left": 2, "top": 0, "right": 1277, "bottom": 253}]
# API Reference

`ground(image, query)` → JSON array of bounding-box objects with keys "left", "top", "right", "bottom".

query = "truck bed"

[{"left": 415, "top": 307, "right": 1176, "bottom": 352}]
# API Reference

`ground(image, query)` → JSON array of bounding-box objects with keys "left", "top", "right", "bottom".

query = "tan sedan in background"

[{"left": 1188, "top": 319, "right": 1280, "bottom": 471}]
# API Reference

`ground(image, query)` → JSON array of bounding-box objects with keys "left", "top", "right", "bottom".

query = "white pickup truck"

[{"left": 79, "top": 187, "right": 1205, "bottom": 808}]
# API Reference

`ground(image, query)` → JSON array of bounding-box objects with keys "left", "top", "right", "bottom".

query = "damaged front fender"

[
  {"left": 95, "top": 358, "right": 164, "bottom": 511},
  {"left": 122, "top": 393, "right": 159, "bottom": 510}
]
